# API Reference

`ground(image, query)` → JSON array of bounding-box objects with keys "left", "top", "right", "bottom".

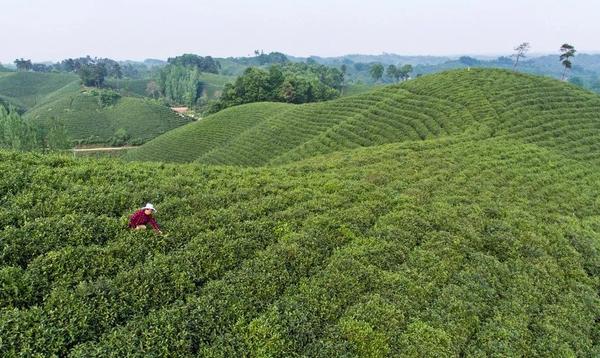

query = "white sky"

[{"left": 1, "top": 0, "right": 599, "bottom": 63}]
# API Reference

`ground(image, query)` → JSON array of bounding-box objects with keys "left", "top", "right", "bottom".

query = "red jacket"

[{"left": 128, "top": 209, "right": 160, "bottom": 231}]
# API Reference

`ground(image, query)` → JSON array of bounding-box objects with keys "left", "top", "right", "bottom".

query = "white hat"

[{"left": 142, "top": 203, "right": 156, "bottom": 212}]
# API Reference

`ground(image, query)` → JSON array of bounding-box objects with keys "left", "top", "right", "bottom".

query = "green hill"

[
  {"left": 1, "top": 135, "right": 599, "bottom": 356},
  {"left": 127, "top": 69, "right": 600, "bottom": 166},
  {"left": 25, "top": 89, "right": 193, "bottom": 145},
  {"left": 0, "top": 72, "right": 79, "bottom": 109},
  {"left": 1, "top": 68, "right": 599, "bottom": 356}
]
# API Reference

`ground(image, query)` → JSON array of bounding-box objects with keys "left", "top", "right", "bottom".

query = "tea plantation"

[
  {"left": 0, "top": 72, "right": 79, "bottom": 109},
  {"left": 127, "top": 69, "right": 600, "bottom": 166},
  {"left": 0, "top": 72, "right": 193, "bottom": 146},
  {"left": 25, "top": 91, "right": 192, "bottom": 145},
  {"left": 1, "top": 69, "right": 599, "bottom": 356}
]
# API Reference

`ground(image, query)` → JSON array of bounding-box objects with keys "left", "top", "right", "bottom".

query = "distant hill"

[
  {"left": 127, "top": 68, "right": 600, "bottom": 166},
  {"left": 289, "top": 53, "right": 451, "bottom": 66},
  {"left": 0, "top": 72, "right": 79, "bottom": 109},
  {"left": 0, "top": 71, "right": 193, "bottom": 146},
  {"left": 25, "top": 89, "right": 193, "bottom": 145}
]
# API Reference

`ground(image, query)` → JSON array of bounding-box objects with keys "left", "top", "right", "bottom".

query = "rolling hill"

[
  {"left": 127, "top": 69, "right": 600, "bottom": 166},
  {"left": 1, "top": 68, "right": 599, "bottom": 356},
  {"left": 0, "top": 71, "right": 79, "bottom": 109},
  {"left": 25, "top": 89, "right": 193, "bottom": 145},
  {"left": 0, "top": 72, "right": 194, "bottom": 146}
]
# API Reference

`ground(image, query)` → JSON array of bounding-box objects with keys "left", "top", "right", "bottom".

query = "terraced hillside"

[
  {"left": 127, "top": 69, "right": 600, "bottom": 166},
  {"left": 25, "top": 90, "right": 193, "bottom": 145},
  {"left": 1, "top": 135, "right": 599, "bottom": 356},
  {"left": 2, "top": 68, "right": 600, "bottom": 356},
  {"left": 0, "top": 71, "right": 79, "bottom": 109}
]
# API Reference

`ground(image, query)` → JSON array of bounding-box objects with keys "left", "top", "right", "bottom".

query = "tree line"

[
  {"left": 0, "top": 106, "right": 71, "bottom": 151},
  {"left": 207, "top": 63, "right": 344, "bottom": 113}
]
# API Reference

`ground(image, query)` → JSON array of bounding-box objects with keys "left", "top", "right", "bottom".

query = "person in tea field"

[{"left": 128, "top": 203, "right": 162, "bottom": 234}]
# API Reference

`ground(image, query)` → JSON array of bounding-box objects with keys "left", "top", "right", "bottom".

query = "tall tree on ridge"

[
  {"left": 512, "top": 42, "right": 530, "bottom": 70},
  {"left": 14, "top": 58, "right": 32, "bottom": 72},
  {"left": 560, "top": 43, "right": 576, "bottom": 81}
]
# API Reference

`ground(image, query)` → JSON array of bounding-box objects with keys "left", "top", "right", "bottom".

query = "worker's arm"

[{"left": 148, "top": 217, "right": 162, "bottom": 233}]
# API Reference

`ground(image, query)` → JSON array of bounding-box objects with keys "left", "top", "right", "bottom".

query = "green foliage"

[
  {"left": 167, "top": 54, "right": 220, "bottom": 74},
  {"left": 89, "top": 88, "right": 121, "bottom": 107},
  {"left": 158, "top": 64, "right": 204, "bottom": 107},
  {"left": 208, "top": 63, "right": 342, "bottom": 113},
  {"left": 0, "top": 72, "right": 79, "bottom": 109},
  {"left": 2, "top": 68, "right": 600, "bottom": 356},
  {"left": 2, "top": 130, "right": 600, "bottom": 355},
  {"left": 14, "top": 58, "right": 33, "bottom": 72},
  {"left": 131, "top": 68, "right": 600, "bottom": 166},
  {"left": 560, "top": 43, "right": 576, "bottom": 80},
  {"left": 230, "top": 51, "right": 290, "bottom": 67},
  {"left": 0, "top": 106, "right": 71, "bottom": 151},
  {"left": 0, "top": 106, "right": 39, "bottom": 150},
  {"left": 45, "top": 118, "right": 72, "bottom": 150},
  {"left": 369, "top": 63, "right": 384, "bottom": 82},
  {"left": 78, "top": 63, "right": 107, "bottom": 87},
  {"left": 25, "top": 91, "right": 191, "bottom": 146}
]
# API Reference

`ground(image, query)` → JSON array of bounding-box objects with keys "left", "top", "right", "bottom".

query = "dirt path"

[{"left": 72, "top": 146, "right": 137, "bottom": 152}]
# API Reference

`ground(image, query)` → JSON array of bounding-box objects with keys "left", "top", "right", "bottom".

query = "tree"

[
  {"left": 32, "top": 63, "right": 52, "bottom": 72},
  {"left": 14, "top": 58, "right": 32, "bottom": 71},
  {"left": 167, "top": 54, "right": 221, "bottom": 74},
  {"left": 145, "top": 81, "right": 160, "bottom": 99},
  {"left": 370, "top": 64, "right": 384, "bottom": 83},
  {"left": 398, "top": 64, "right": 413, "bottom": 82},
  {"left": 77, "top": 63, "right": 107, "bottom": 87},
  {"left": 386, "top": 65, "right": 400, "bottom": 82},
  {"left": 559, "top": 43, "right": 576, "bottom": 81},
  {"left": 459, "top": 56, "right": 480, "bottom": 67},
  {"left": 340, "top": 64, "right": 348, "bottom": 92},
  {"left": 46, "top": 118, "right": 72, "bottom": 150},
  {"left": 0, "top": 105, "right": 40, "bottom": 151},
  {"left": 209, "top": 63, "right": 341, "bottom": 113},
  {"left": 158, "top": 64, "right": 204, "bottom": 106},
  {"left": 512, "top": 42, "right": 530, "bottom": 70},
  {"left": 97, "top": 58, "right": 123, "bottom": 78}
]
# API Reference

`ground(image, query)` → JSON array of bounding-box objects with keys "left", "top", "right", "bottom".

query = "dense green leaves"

[
  {"left": 1, "top": 69, "right": 600, "bottom": 356},
  {"left": 208, "top": 63, "right": 343, "bottom": 113},
  {"left": 2, "top": 132, "right": 600, "bottom": 356}
]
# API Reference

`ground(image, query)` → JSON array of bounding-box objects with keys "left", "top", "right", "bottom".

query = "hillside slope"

[
  {"left": 1, "top": 136, "right": 599, "bottom": 356},
  {"left": 126, "top": 69, "right": 600, "bottom": 166},
  {"left": 25, "top": 90, "right": 193, "bottom": 145},
  {"left": 0, "top": 72, "right": 79, "bottom": 109}
]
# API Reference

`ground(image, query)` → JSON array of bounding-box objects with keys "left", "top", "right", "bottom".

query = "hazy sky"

[{"left": 2, "top": 0, "right": 599, "bottom": 63}]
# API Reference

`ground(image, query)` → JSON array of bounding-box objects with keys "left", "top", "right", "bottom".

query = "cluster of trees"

[
  {"left": 511, "top": 42, "right": 576, "bottom": 80},
  {"left": 151, "top": 55, "right": 225, "bottom": 107},
  {"left": 167, "top": 54, "right": 220, "bottom": 74},
  {"left": 0, "top": 106, "right": 70, "bottom": 151},
  {"left": 14, "top": 58, "right": 33, "bottom": 72},
  {"left": 13, "top": 56, "right": 128, "bottom": 86},
  {"left": 208, "top": 63, "right": 344, "bottom": 113},
  {"left": 369, "top": 63, "right": 413, "bottom": 83},
  {"left": 157, "top": 64, "right": 204, "bottom": 107},
  {"left": 233, "top": 51, "right": 290, "bottom": 66}
]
